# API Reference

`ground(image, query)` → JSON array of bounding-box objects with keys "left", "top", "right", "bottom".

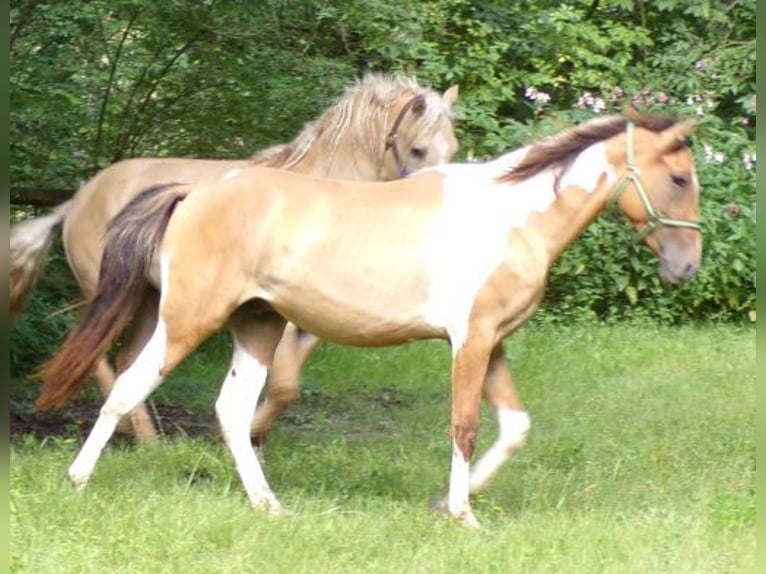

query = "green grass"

[{"left": 11, "top": 324, "right": 755, "bottom": 573}]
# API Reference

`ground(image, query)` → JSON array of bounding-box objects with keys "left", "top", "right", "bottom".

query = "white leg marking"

[
  {"left": 217, "top": 341, "right": 282, "bottom": 513},
  {"left": 469, "top": 409, "right": 530, "bottom": 494},
  {"left": 68, "top": 320, "right": 168, "bottom": 490},
  {"left": 447, "top": 438, "right": 480, "bottom": 528}
]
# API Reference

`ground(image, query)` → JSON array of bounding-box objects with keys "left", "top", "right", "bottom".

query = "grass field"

[{"left": 10, "top": 324, "right": 755, "bottom": 573}]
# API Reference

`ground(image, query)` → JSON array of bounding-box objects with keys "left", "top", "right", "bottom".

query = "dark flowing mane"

[{"left": 498, "top": 111, "right": 682, "bottom": 184}]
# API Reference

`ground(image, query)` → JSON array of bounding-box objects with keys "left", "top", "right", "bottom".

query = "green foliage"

[
  {"left": 11, "top": 0, "right": 357, "bottom": 190},
  {"left": 10, "top": 0, "right": 755, "bottom": 325}
]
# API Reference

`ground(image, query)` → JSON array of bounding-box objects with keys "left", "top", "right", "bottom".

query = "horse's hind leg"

[
  {"left": 250, "top": 323, "right": 320, "bottom": 453},
  {"left": 469, "top": 343, "right": 530, "bottom": 494},
  {"left": 68, "top": 286, "right": 228, "bottom": 490},
  {"left": 219, "top": 307, "right": 287, "bottom": 512},
  {"left": 68, "top": 318, "right": 172, "bottom": 489},
  {"left": 92, "top": 358, "right": 155, "bottom": 440},
  {"left": 88, "top": 292, "right": 162, "bottom": 442},
  {"left": 113, "top": 290, "right": 163, "bottom": 441}
]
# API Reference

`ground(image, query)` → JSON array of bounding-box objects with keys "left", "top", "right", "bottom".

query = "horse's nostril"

[{"left": 684, "top": 262, "right": 698, "bottom": 278}]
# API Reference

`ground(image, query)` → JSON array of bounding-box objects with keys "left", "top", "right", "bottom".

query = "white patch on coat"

[
  {"left": 222, "top": 168, "right": 241, "bottom": 181},
  {"left": 420, "top": 150, "right": 551, "bottom": 352},
  {"left": 420, "top": 143, "right": 613, "bottom": 352},
  {"left": 559, "top": 142, "right": 615, "bottom": 191}
]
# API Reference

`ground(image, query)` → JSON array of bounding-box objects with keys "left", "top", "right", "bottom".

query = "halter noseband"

[
  {"left": 384, "top": 93, "right": 427, "bottom": 178},
  {"left": 609, "top": 121, "right": 701, "bottom": 241}
]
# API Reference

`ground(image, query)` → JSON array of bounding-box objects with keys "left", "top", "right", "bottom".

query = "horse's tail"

[
  {"left": 35, "top": 182, "right": 188, "bottom": 411},
  {"left": 10, "top": 200, "right": 72, "bottom": 326}
]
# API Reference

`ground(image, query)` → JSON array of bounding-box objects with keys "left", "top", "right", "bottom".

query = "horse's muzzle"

[{"left": 659, "top": 258, "right": 699, "bottom": 284}]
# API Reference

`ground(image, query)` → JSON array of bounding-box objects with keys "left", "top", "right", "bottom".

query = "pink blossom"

[
  {"left": 577, "top": 92, "right": 594, "bottom": 110},
  {"left": 592, "top": 97, "right": 605, "bottom": 113},
  {"left": 525, "top": 87, "right": 551, "bottom": 105}
]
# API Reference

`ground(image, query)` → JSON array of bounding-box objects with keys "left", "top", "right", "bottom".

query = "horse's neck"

[
  {"left": 515, "top": 143, "right": 616, "bottom": 261},
  {"left": 283, "top": 106, "right": 385, "bottom": 180},
  {"left": 438, "top": 142, "right": 615, "bottom": 265},
  {"left": 291, "top": 136, "right": 383, "bottom": 180}
]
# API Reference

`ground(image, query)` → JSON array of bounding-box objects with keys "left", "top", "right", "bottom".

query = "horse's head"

[
  {"left": 383, "top": 85, "right": 459, "bottom": 179},
  {"left": 610, "top": 119, "right": 701, "bottom": 284}
]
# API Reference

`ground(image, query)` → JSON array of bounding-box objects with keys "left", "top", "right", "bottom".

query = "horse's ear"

[
  {"left": 658, "top": 119, "right": 696, "bottom": 153},
  {"left": 412, "top": 96, "right": 427, "bottom": 116},
  {"left": 442, "top": 85, "right": 459, "bottom": 109}
]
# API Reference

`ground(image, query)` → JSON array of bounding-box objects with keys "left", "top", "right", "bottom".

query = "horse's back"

[
  {"left": 63, "top": 157, "right": 252, "bottom": 293},
  {"left": 69, "top": 157, "right": 251, "bottom": 221},
  {"left": 175, "top": 165, "right": 448, "bottom": 242}
]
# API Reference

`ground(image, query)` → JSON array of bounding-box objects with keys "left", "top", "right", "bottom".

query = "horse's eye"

[
  {"left": 411, "top": 147, "right": 426, "bottom": 160},
  {"left": 671, "top": 174, "right": 688, "bottom": 187}
]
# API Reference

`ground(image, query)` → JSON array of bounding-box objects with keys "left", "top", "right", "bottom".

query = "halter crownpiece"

[
  {"left": 609, "top": 121, "right": 701, "bottom": 240},
  {"left": 385, "top": 93, "right": 427, "bottom": 178}
]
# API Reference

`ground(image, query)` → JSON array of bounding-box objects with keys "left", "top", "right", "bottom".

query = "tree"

[{"left": 10, "top": 0, "right": 755, "bottom": 322}]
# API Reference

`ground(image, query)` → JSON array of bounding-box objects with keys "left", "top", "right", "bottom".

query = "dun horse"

[
  {"left": 12, "top": 73, "right": 459, "bottom": 441},
  {"left": 36, "top": 112, "right": 701, "bottom": 527}
]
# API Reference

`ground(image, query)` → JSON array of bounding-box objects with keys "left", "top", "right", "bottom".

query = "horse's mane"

[
  {"left": 498, "top": 111, "right": 683, "bottom": 184},
  {"left": 250, "top": 73, "right": 450, "bottom": 169}
]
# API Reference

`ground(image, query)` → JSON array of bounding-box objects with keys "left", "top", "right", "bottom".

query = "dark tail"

[
  {"left": 35, "top": 183, "right": 188, "bottom": 410},
  {"left": 10, "top": 200, "right": 71, "bottom": 327}
]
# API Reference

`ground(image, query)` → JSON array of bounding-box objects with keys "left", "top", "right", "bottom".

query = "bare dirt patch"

[{"left": 11, "top": 400, "right": 219, "bottom": 444}]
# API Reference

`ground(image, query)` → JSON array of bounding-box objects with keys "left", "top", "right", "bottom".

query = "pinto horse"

[
  {"left": 36, "top": 112, "right": 701, "bottom": 527},
  {"left": 12, "top": 73, "right": 458, "bottom": 441}
]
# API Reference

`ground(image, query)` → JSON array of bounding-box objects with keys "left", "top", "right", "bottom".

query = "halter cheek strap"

[
  {"left": 609, "top": 121, "right": 701, "bottom": 241},
  {"left": 384, "top": 94, "right": 426, "bottom": 178}
]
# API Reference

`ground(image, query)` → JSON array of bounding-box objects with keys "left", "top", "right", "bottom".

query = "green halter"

[{"left": 609, "top": 121, "right": 701, "bottom": 241}]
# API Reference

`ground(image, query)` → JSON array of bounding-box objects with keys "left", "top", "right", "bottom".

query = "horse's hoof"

[
  {"left": 430, "top": 496, "right": 481, "bottom": 528},
  {"left": 68, "top": 471, "right": 89, "bottom": 492},
  {"left": 249, "top": 494, "right": 283, "bottom": 516},
  {"left": 457, "top": 511, "right": 481, "bottom": 529},
  {"left": 269, "top": 505, "right": 288, "bottom": 517}
]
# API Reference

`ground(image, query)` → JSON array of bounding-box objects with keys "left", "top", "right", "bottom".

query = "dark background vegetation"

[{"left": 11, "top": 0, "right": 755, "bottom": 387}]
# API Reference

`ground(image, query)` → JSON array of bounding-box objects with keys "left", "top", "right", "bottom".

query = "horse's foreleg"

[
  {"left": 442, "top": 332, "right": 494, "bottom": 528},
  {"left": 469, "top": 343, "right": 530, "bottom": 494},
  {"left": 250, "top": 323, "right": 320, "bottom": 453},
  {"left": 220, "top": 313, "right": 287, "bottom": 512},
  {"left": 68, "top": 320, "right": 170, "bottom": 490}
]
